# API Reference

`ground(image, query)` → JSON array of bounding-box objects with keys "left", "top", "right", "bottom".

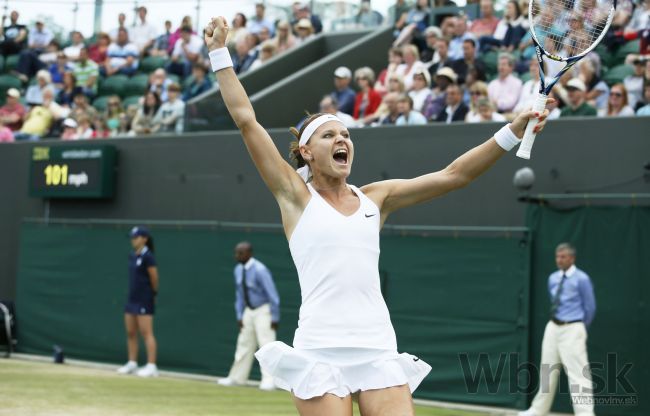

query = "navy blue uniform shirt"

[{"left": 127, "top": 246, "right": 156, "bottom": 305}]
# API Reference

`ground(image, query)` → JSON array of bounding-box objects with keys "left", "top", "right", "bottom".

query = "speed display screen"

[{"left": 29, "top": 145, "right": 117, "bottom": 199}]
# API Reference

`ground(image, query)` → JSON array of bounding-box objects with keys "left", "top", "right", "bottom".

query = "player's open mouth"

[{"left": 333, "top": 148, "right": 348, "bottom": 165}]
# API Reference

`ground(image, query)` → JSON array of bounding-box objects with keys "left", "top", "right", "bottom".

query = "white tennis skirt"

[{"left": 255, "top": 341, "right": 432, "bottom": 400}]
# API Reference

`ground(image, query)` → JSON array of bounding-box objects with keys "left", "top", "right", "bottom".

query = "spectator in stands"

[
  {"left": 393, "top": 0, "right": 431, "bottom": 48},
  {"left": 167, "top": 26, "right": 203, "bottom": 78},
  {"left": 422, "top": 66, "right": 458, "bottom": 120},
  {"left": 168, "top": 16, "right": 194, "bottom": 55},
  {"left": 452, "top": 39, "right": 486, "bottom": 85},
  {"left": 152, "top": 83, "right": 185, "bottom": 133},
  {"left": 331, "top": 66, "right": 356, "bottom": 116},
  {"left": 599, "top": 83, "right": 635, "bottom": 117},
  {"left": 513, "top": 59, "right": 541, "bottom": 115},
  {"left": 395, "top": 94, "right": 427, "bottom": 125},
  {"left": 149, "top": 68, "right": 173, "bottom": 103},
  {"left": 103, "top": 28, "right": 139, "bottom": 76},
  {"left": 272, "top": 20, "right": 297, "bottom": 54},
  {"left": 488, "top": 53, "right": 522, "bottom": 113},
  {"left": 249, "top": 3, "right": 275, "bottom": 37},
  {"left": 448, "top": 16, "right": 477, "bottom": 61},
  {"left": 49, "top": 52, "right": 72, "bottom": 89},
  {"left": 295, "top": 19, "right": 315, "bottom": 44},
  {"left": 560, "top": 78, "right": 598, "bottom": 117},
  {"left": 130, "top": 92, "right": 160, "bottom": 135},
  {"left": 77, "top": 116, "right": 95, "bottom": 139},
  {"left": 151, "top": 21, "right": 173, "bottom": 58},
  {"left": 227, "top": 13, "right": 249, "bottom": 51},
  {"left": 470, "top": 0, "right": 500, "bottom": 38},
  {"left": 578, "top": 59, "right": 609, "bottom": 111},
  {"left": 469, "top": 97, "right": 507, "bottom": 122},
  {"left": 72, "top": 47, "right": 99, "bottom": 99},
  {"left": 378, "top": 92, "right": 402, "bottom": 125},
  {"left": 43, "top": 88, "right": 69, "bottom": 123},
  {"left": 183, "top": 64, "right": 212, "bottom": 101},
  {"left": 465, "top": 81, "right": 489, "bottom": 122},
  {"left": 13, "top": 104, "right": 53, "bottom": 141},
  {"left": 0, "top": 10, "right": 27, "bottom": 56},
  {"left": 88, "top": 32, "right": 111, "bottom": 65},
  {"left": 232, "top": 38, "right": 256, "bottom": 74},
  {"left": 104, "top": 95, "right": 125, "bottom": 133},
  {"left": 353, "top": 67, "right": 382, "bottom": 120},
  {"left": 92, "top": 116, "right": 110, "bottom": 138},
  {"left": 257, "top": 26, "right": 272, "bottom": 47},
  {"left": 0, "top": 118, "right": 14, "bottom": 142},
  {"left": 624, "top": 57, "right": 647, "bottom": 108},
  {"left": 391, "top": 0, "right": 412, "bottom": 28},
  {"left": 397, "top": 45, "right": 427, "bottom": 90},
  {"left": 636, "top": 81, "right": 650, "bottom": 115},
  {"left": 56, "top": 72, "right": 82, "bottom": 107},
  {"left": 355, "top": 0, "right": 383, "bottom": 28},
  {"left": 0, "top": 88, "right": 26, "bottom": 131},
  {"left": 434, "top": 83, "right": 469, "bottom": 123},
  {"left": 409, "top": 69, "right": 432, "bottom": 113},
  {"left": 249, "top": 41, "right": 277, "bottom": 71},
  {"left": 481, "top": 0, "right": 526, "bottom": 53},
  {"left": 25, "top": 70, "right": 55, "bottom": 106},
  {"left": 131, "top": 6, "right": 158, "bottom": 54},
  {"left": 110, "top": 13, "right": 128, "bottom": 41},
  {"left": 63, "top": 31, "right": 85, "bottom": 61},
  {"left": 428, "top": 37, "right": 454, "bottom": 78},
  {"left": 319, "top": 95, "right": 357, "bottom": 127},
  {"left": 70, "top": 92, "right": 98, "bottom": 122},
  {"left": 291, "top": 3, "right": 323, "bottom": 34},
  {"left": 14, "top": 20, "right": 53, "bottom": 83},
  {"left": 60, "top": 118, "right": 79, "bottom": 140},
  {"left": 421, "top": 26, "right": 442, "bottom": 66},
  {"left": 375, "top": 47, "right": 403, "bottom": 96}
]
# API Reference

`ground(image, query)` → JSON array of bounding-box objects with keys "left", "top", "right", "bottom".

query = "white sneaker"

[
  {"left": 517, "top": 410, "right": 537, "bottom": 416},
  {"left": 116, "top": 361, "right": 138, "bottom": 375},
  {"left": 259, "top": 380, "right": 275, "bottom": 391},
  {"left": 217, "top": 377, "right": 238, "bottom": 386},
  {"left": 136, "top": 363, "right": 159, "bottom": 378}
]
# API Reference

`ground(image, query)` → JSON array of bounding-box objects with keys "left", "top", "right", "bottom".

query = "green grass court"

[{"left": 0, "top": 359, "right": 487, "bottom": 416}]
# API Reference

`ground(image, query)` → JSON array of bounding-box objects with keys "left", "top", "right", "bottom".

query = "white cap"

[
  {"left": 334, "top": 66, "right": 352, "bottom": 79},
  {"left": 566, "top": 78, "right": 587, "bottom": 92},
  {"left": 435, "top": 67, "right": 458, "bottom": 83},
  {"left": 63, "top": 118, "right": 78, "bottom": 128},
  {"left": 6, "top": 88, "right": 20, "bottom": 98},
  {"left": 424, "top": 26, "right": 442, "bottom": 38}
]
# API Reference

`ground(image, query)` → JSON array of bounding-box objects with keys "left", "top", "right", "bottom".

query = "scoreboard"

[{"left": 29, "top": 145, "right": 117, "bottom": 198}]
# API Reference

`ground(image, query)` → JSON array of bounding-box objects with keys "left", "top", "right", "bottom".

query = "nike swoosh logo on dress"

[{"left": 365, "top": 214, "right": 376, "bottom": 218}]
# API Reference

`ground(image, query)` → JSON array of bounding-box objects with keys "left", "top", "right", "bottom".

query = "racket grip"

[{"left": 516, "top": 94, "right": 548, "bottom": 160}]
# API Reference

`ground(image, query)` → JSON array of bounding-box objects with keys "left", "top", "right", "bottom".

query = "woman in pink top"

[{"left": 0, "top": 119, "right": 14, "bottom": 142}]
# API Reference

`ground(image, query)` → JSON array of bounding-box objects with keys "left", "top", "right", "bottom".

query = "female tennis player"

[
  {"left": 204, "top": 16, "right": 550, "bottom": 415},
  {"left": 117, "top": 226, "right": 160, "bottom": 377}
]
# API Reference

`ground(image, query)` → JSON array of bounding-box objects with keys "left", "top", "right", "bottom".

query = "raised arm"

[
  {"left": 362, "top": 107, "right": 551, "bottom": 221},
  {"left": 204, "top": 17, "right": 307, "bottom": 205}
]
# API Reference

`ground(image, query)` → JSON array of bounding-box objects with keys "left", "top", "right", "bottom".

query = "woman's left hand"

[{"left": 509, "top": 98, "right": 556, "bottom": 138}]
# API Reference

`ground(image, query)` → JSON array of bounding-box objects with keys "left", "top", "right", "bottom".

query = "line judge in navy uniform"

[
  {"left": 117, "top": 226, "right": 160, "bottom": 378},
  {"left": 520, "top": 243, "right": 596, "bottom": 416},
  {"left": 218, "top": 241, "right": 280, "bottom": 391}
]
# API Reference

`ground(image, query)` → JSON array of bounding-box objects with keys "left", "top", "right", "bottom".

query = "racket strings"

[{"left": 531, "top": 0, "right": 613, "bottom": 57}]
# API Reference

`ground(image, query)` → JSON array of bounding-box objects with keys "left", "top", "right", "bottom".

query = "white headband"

[
  {"left": 296, "top": 114, "right": 343, "bottom": 183},
  {"left": 299, "top": 114, "right": 342, "bottom": 146}
]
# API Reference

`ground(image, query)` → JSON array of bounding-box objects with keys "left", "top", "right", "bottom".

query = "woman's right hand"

[{"left": 204, "top": 16, "right": 229, "bottom": 51}]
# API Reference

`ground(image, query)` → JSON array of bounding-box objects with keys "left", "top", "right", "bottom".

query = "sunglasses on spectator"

[
  {"left": 610, "top": 92, "right": 623, "bottom": 97},
  {"left": 470, "top": 91, "right": 483, "bottom": 96}
]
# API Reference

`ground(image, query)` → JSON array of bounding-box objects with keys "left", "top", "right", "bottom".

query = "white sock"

[{"left": 127, "top": 360, "right": 137, "bottom": 366}]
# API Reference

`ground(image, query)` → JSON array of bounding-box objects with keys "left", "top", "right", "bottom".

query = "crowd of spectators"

[
  {"left": 311, "top": 0, "right": 650, "bottom": 128},
  {"left": 0, "top": 0, "right": 648, "bottom": 143}
]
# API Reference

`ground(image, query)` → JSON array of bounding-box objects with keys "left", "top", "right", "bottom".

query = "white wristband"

[
  {"left": 209, "top": 47, "right": 233, "bottom": 72},
  {"left": 493, "top": 124, "right": 521, "bottom": 151}
]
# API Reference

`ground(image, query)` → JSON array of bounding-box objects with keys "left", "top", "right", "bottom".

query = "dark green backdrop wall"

[
  {"left": 16, "top": 221, "right": 531, "bottom": 408},
  {"left": 526, "top": 205, "right": 650, "bottom": 416}
]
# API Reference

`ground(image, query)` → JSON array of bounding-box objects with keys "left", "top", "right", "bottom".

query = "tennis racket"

[{"left": 516, "top": 0, "right": 617, "bottom": 159}]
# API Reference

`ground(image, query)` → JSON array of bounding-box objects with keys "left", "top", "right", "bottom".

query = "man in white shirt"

[
  {"left": 103, "top": 28, "right": 139, "bottom": 76},
  {"left": 63, "top": 31, "right": 85, "bottom": 61},
  {"left": 130, "top": 6, "right": 157, "bottom": 54},
  {"left": 167, "top": 26, "right": 204, "bottom": 78},
  {"left": 28, "top": 20, "right": 53, "bottom": 51},
  {"left": 109, "top": 13, "right": 128, "bottom": 41},
  {"left": 513, "top": 59, "right": 541, "bottom": 115}
]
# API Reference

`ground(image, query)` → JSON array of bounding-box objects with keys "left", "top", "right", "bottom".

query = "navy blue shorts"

[{"left": 124, "top": 301, "right": 155, "bottom": 315}]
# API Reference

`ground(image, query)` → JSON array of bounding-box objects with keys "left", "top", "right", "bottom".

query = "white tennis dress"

[{"left": 255, "top": 183, "right": 431, "bottom": 399}]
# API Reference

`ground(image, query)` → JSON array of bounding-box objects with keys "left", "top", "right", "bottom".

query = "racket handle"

[{"left": 516, "top": 94, "right": 548, "bottom": 160}]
